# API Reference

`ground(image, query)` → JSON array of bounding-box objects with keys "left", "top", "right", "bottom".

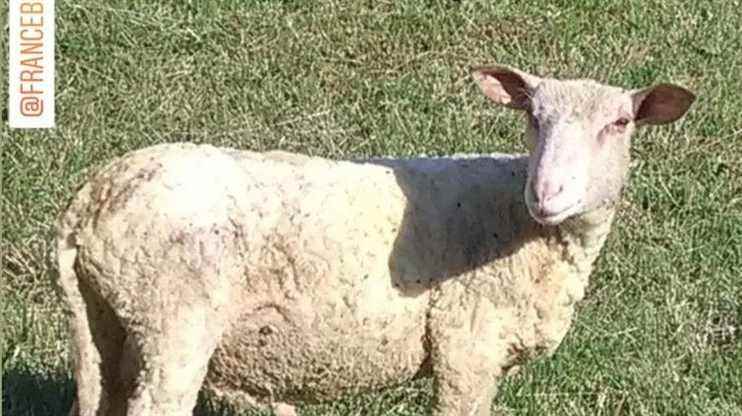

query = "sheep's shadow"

[
  {"left": 0, "top": 365, "right": 268, "bottom": 416},
  {"left": 362, "top": 154, "right": 546, "bottom": 297},
  {"left": 2, "top": 366, "right": 75, "bottom": 416}
]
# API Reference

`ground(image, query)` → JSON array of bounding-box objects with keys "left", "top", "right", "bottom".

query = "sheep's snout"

[
  {"left": 534, "top": 179, "right": 564, "bottom": 208},
  {"left": 526, "top": 132, "right": 588, "bottom": 225},
  {"left": 527, "top": 177, "right": 582, "bottom": 225}
]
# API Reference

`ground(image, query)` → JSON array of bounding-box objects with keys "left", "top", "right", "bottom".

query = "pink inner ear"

[
  {"left": 493, "top": 72, "right": 529, "bottom": 107},
  {"left": 474, "top": 66, "right": 534, "bottom": 109}
]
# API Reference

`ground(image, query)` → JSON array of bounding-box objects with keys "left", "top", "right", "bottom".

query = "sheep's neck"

[{"left": 557, "top": 206, "right": 617, "bottom": 274}]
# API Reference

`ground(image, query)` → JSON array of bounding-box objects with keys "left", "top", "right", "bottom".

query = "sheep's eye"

[{"left": 613, "top": 117, "right": 630, "bottom": 127}]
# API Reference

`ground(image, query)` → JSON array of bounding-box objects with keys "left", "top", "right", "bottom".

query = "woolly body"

[{"left": 58, "top": 143, "right": 610, "bottom": 415}]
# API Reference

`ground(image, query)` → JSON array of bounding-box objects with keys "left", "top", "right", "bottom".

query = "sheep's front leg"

[
  {"left": 428, "top": 293, "right": 512, "bottom": 416},
  {"left": 430, "top": 335, "right": 505, "bottom": 416}
]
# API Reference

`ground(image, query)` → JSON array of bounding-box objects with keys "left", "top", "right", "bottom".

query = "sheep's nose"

[
  {"left": 534, "top": 179, "right": 564, "bottom": 204},
  {"left": 539, "top": 181, "right": 564, "bottom": 202},
  {"left": 532, "top": 179, "right": 567, "bottom": 218}
]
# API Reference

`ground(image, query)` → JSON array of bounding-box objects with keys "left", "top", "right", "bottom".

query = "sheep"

[{"left": 56, "top": 65, "right": 695, "bottom": 416}]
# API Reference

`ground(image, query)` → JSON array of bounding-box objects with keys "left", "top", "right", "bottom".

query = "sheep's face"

[{"left": 473, "top": 66, "right": 695, "bottom": 226}]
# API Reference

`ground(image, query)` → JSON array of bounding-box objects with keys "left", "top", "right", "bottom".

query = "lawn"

[{"left": 2, "top": 0, "right": 742, "bottom": 415}]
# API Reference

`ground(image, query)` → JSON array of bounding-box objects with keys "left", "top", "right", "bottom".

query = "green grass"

[{"left": 2, "top": 0, "right": 742, "bottom": 415}]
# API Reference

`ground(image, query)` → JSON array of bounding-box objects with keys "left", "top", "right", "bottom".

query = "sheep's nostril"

[
  {"left": 540, "top": 181, "right": 564, "bottom": 203},
  {"left": 552, "top": 184, "right": 564, "bottom": 197}
]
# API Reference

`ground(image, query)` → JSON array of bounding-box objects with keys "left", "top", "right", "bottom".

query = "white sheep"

[{"left": 56, "top": 65, "right": 695, "bottom": 416}]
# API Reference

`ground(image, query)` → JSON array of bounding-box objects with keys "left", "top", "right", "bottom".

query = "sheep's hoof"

[{"left": 272, "top": 402, "right": 298, "bottom": 416}]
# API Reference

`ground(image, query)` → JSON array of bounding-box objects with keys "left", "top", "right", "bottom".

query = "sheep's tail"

[
  {"left": 55, "top": 184, "right": 88, "bottom": 315},
  {"left": 56, "top": 188, "right": 93, "bottom": 409}
]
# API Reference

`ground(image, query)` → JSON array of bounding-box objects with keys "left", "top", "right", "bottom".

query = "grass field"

[{"left": 2, "top": 0, "right": 742, "bottom": 415}]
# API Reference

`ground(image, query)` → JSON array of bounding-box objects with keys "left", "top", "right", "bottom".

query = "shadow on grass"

[
  {"left": 1, "top": 366, "right": 257, "bottom": 416},
  {"left": 2, "top": 366, "right": 75, "bottom": 416}
]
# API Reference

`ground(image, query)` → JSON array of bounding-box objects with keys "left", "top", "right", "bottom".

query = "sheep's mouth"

[
  {"left": 524, "top": 187, "right": 581, "bottom": 226},
  {"left": 531, "top": 208, "right": 576, "bottom": 226}
]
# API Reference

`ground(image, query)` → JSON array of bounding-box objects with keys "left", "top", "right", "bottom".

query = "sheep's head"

[{"left": 472, "top": 65, "right": 695, "bottom": 226}]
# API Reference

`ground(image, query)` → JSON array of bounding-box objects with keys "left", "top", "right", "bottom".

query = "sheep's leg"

[
  {"left": 58, "top": 241, "right": 127, "bottom": 416},
  {"left": 430, "top": 356, "right": 502, "bottom": 416},
  {"left": 122, "top": 305, "right": 229, "bottom": 416},
  {"left": 271, "top": 402, "right": 298, "bottom": 416},
  {"left": 428, "top": 306, "right": 510, "bottom": 416},
  {"left": 67, "top": 278, "right": 128, "bottom": 416}
]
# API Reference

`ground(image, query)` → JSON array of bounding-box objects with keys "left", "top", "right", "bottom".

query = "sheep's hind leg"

[
  {"left": 65, "top": 278, "right": 128, "bottom": 416},
  {"left": 58, "top": 240, "right": 128, "bottom": 416},
  {"left": 122, "top": 305, "right": 229, "bottom": 416}
]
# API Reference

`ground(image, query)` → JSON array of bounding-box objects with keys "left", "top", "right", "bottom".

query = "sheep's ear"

[
  {"left": 631, "top": 84, "right": 696, "bottom": 126},
  {"left": 471, "top": 65, "right": 541, "bottom": 110}
]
